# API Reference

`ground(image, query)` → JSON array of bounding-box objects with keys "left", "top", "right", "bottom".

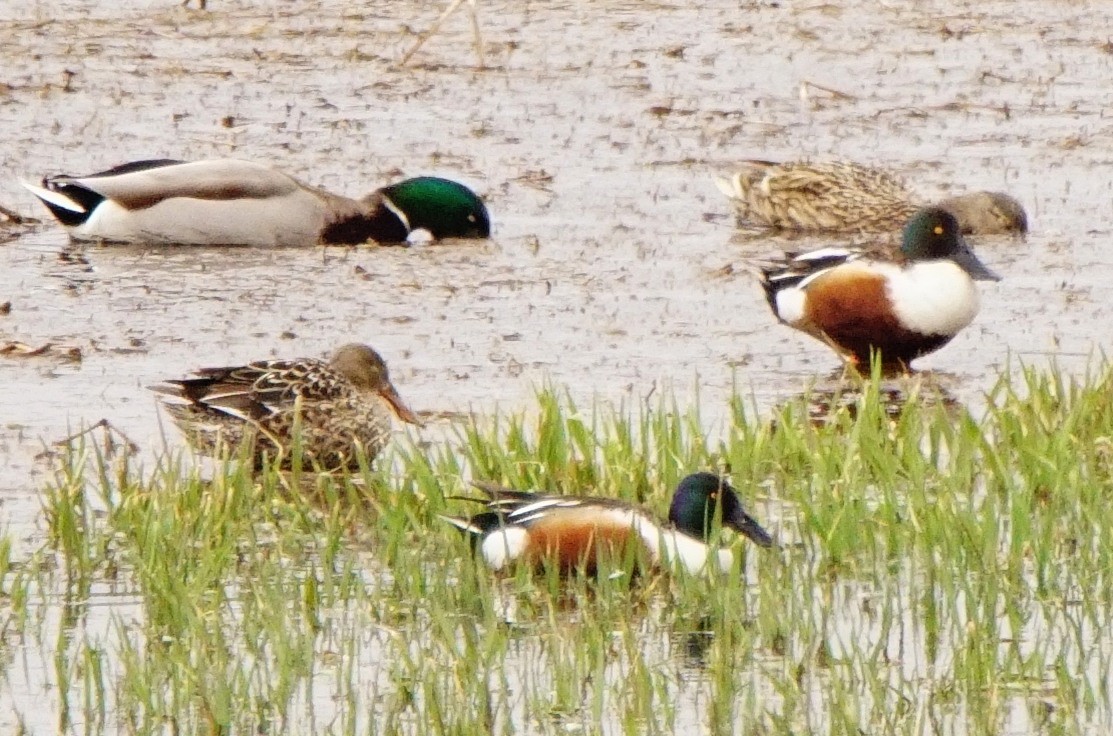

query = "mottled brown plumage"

[
  {"left": 718, "top": 160, "right": 1027, "bottom": 235},
  {"left": 152, "top": 343, "right": 420, "bottom": 469}
]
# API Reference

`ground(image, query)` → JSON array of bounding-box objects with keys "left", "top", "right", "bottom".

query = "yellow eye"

[{"left": 934, "top": 225, "right": 944, "bottom": 235}]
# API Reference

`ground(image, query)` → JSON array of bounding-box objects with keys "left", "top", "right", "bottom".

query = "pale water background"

[{"left": 0, "top": 0, "right": 1110, "bottom": 731}]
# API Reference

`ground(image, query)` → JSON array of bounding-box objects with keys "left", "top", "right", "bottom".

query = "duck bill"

[
  {"left": 726, "top": 507, "right": 775, "bottom": 548},
  {"left": 953, "top": 244, "right": 1001, "bottom": 282},
  {"left": 379, "top": 384, "right": 423, "bottom": 426}
]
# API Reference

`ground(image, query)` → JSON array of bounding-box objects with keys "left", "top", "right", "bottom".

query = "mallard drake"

[
  {"left": 759, "top": 207, "right": 1000, "bottom": 369},
  {"left": 717, "top": 160, "right": 1027, "bottom": 235},
  {"left": 440, "top": 472, "right": 774, "bottom": 576},
  {"left": 151, "top": 343, "right": 421, "bottom": 469},
  {"left": 22, "top": 159, "right": 490, "bottom": 246}
]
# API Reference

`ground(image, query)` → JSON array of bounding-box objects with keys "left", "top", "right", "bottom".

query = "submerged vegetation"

[{"left": 3, "top": 364, "right": 1113, "bottom": 734}]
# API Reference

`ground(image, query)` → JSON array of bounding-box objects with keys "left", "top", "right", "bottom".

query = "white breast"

[
  {"left": 631, "top": 517, "right": 734, "bottom": 574},
  {"left": 883, "top": 261, "right": 981, "bottom": 336}
]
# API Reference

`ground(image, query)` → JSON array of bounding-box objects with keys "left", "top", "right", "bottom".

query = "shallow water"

[{"left": 1, "top": 0, "right": 1111, "bottom": 732}]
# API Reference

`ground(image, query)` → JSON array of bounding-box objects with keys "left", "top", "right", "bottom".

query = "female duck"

[
  {"left": 23, "top": 158, "right": 490, "bottom": 246},
  {"left": 759, "top": 207, "right": 1000, "bottom": 370},
  {"left": 441, "top": 472, "right": 774, "bottom": 576},
  {"left": 151, "top": 343, "right": 421, "bottom": 469},
  {"left": 717, "top": 159, "right": 1027, "bottom": 235}
]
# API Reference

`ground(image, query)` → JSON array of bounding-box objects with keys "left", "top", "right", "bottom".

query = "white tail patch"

[
  {"left": 714, "top": 174, "right": 744, "bottom": 200},
  {"left": 21, "top": 180, "right": 85, "bottom": 213},
  {"left": 479, "top": 527, "right": 530, "bottom": 571},
  {"left": 773, "top": 288, "right": 808, "bottom": 325}
]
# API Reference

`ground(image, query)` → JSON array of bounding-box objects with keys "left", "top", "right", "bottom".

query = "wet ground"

[{"left": 1, "top": 0, "right": 1111, "bottom": 729}]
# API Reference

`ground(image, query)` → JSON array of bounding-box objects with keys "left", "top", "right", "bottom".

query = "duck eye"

[
  {"left": 933, "top": 225, "right": 944, "bottom": 235},
  {"left": 467, "top": 214, "right": 476, "bottom": 222}
]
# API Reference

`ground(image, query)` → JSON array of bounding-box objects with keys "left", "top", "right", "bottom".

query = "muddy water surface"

[{"left": 0, "top": 0, "right": 1111, "bottom": 730}]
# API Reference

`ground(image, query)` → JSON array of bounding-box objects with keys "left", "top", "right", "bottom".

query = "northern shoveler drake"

[
  {"left": 151, "top": 343, "right": 421, "bottom": 469},
  {"left": 716, "top": 160, "right": 1028, "bottom": 235},
  {"left": 759, "top": 207, "right": 1000, "bottom": 369},
  {"left": 440, "top": 472, "right": 774, "bottom": 576},
  {"left": 22, "top": 159, "right": 490, "bottom": 246}
]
